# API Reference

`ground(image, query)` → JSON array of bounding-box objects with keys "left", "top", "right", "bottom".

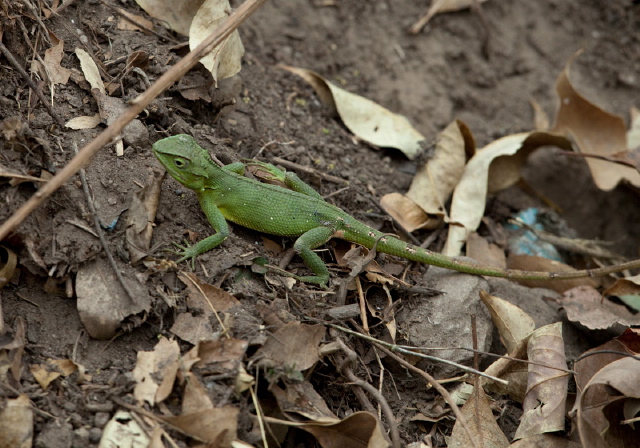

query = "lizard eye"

[{"left": 174, "top": 158, "right": 189, "bottom": 169}]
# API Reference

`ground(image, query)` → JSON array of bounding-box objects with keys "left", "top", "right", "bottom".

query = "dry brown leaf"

[
  {"left": 448, "top": 386, "right": 509, "bottom": 448},
  {"left": 444, "top": 132, "right": 572, "bottom": 256},
  {"left": 0, "top": 317, "right": 26, "bottom": 386},
  {"left": 405, "top": 120, "right": 470, "bottom": 220},
  {"left": 158, "top": 407, "right": 238, "bottom": 445},
  {"left": 510, "top": 434, "right": 581, "bottom": 448},
  {"left": 466, "top": 233, "right": 506, "bottom": 270},
  {"left": 379, "top": 193, "right": 433, "bottom": 232},
  {"left": 559, "top": 285, "right": 640, "bottom": 331},
  {"left": 0, "top": 245, "right": 17, "bottom": 288},
  {"left": 255, "top": 322, "right": 325, "bottom": 371},
  {"left": 479, "top": 290, "right": 535, "bottom": 354},
  {"left": 117, "top": 8, "right": 153, "bottom": 31},
  {"left": 265, "top": 411, "right": 387, "bottom": 448},
  {"left": 76, "top": 257, "right": 152, "bottom": 339},
  {"left": 189, "top": 0, "right": 244, "bottom": 83},
  {"left": 170, "top": 313, "right": 216, "bottom": 344},
  {"left": 0, "top": 394, "right": 33, "bottom": 448},
  {"left": 573, "top": 337, "right": 635, "bottom": 441},
  {"left": 186, "top": 337, "right": 248, "bottom": 372},
  {"left": 603, "top": 273, "right": 640, "bottom": 297},
  {"left": 530, "top": 98, "right": 551, "bottom": 131},
  {"left": 179, "top": 271, "right": 241, "bottom": 312},
  {"left": 410, "top": 0, "right": 490, "bottom": 33},
  {"left": 576, "top": 356, "right": 640, "bottom": 447},
  {"left": 281, "top": 65, "right": 426, "bottom": 159},
  {"left": 29, "top": 359, "right": 78, "bottom": 390},
  {"left": 506, "top": 254, "right": 597, "bottom": 293},
  {"left": 271, "top": 380, "right": 336, "bottom": 421},
  {"left": 135, "top": 0, "right": 205, "bottom": 36},
  {"left": 43, "top": 33, "right": 71, "bottom": 85},
  {"left": 126, "top": 170, "right": 164, "bottom": 263},
  {"left": 182, "top": 372, "right": 214, "bottom": 413},
  {"left": 629, "top": 106, "right": 640, "bottom": 150},
  {"left": 552, "top": 54, "right": 640, "bottom": 190},
  {"left": 514, "top": 322, "right": 569, "bottom": 440},
  {"left": 132, "top": 337, "right": 180, "bottom": 406}
]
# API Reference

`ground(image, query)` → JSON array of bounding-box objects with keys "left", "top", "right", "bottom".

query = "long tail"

[{"left": 347, "top": 226, "right": 639, "bottom": 280}]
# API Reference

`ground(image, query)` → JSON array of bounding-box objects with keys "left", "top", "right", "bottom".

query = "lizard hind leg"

[{"left": 274, "top": 226, "right": 335, "bottom": 287}]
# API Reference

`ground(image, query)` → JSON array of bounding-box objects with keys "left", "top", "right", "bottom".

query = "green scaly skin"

[{"left": 153, "top": 134, "right": 640, "bottom": 287}]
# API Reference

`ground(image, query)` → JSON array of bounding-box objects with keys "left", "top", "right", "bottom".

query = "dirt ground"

[{"left": 1, "top": 0, "right": 640, "bottom": 447}]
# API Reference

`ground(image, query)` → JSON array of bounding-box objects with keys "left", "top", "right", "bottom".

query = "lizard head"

[{"left": 152, "top": 134, "right": 214, "bottom": 190}]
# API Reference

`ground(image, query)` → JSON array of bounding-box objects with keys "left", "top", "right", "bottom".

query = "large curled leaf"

[{"left": 281, "top": 65, "right": 426, "bottom": 159}]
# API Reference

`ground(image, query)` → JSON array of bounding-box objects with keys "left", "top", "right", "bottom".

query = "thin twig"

[
  {"left": 74, "top": 143, "right": 136, "bottom": 304},
  {"left": 0, "top": 41, "right": 64, "bottom": 127},
  {"left": 335, "top": 338, "right": 399, "bottom": 448},
  {"left": 374, "top": 343, "right": 480, "bottom": 448},
  {"left": 0, "top": 0, "right": 268, "bottom": 241},
  {"left": 272, "top": 157, "right": 348, "bottom": 185}
]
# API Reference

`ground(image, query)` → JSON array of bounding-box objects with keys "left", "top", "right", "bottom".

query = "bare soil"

[{"left": 1, "top": 0, "right": 639, "bottom": 446}]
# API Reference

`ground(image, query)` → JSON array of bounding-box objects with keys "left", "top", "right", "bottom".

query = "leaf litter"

[{"left": 2, "top": 1, "right": 640, "bottom": 447}]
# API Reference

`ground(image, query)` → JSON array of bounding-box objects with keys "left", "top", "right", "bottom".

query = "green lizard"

[{"left": 153, "top": 134, "right": 640, "bottom": 287}]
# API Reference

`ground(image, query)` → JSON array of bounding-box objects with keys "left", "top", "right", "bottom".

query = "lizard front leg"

[{"left": 175, "top": 193, "right": 230, "bottom": 262}]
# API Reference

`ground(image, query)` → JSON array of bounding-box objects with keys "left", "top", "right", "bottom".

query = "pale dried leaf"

[
  {"left": 99, "top": 411, "right": 150, "bottom": 448},
  {"left": 482, "top": 337, "right": 530, "bottom": 402},
  {"left": 514, "top": 323, "right": 569, "bottom": 440},
  {"left": 189, "top": 0, "right": 244, "bottom": 83},
  {"left": 135, "top": 0, "right": 205, "bottom": 36},
  {"left": 281, "top": 65, "right": 426, "bottom": 159},
  {"left": 415, "top": 0, "right": 490, "bottom": 28},
  {"left": 479, "top": 290, "right": 535, "bottom": 354},
  {"left": 75, "top": 48, "right": 104, "bottom": 94},
  {"left": 132, "top": 337, "right": 180, "bottom": 406},
  {"left": 0, "top": 395, "right": 33, "bottom": 448},
  {"left": 65, "top": 113, "right": 101, "bottom": 130},
  {"left": 117, "top": 8, "right": 153, "bottom": 31},
  {"left": 448, "top": 386, "right": 509, "bottom": 448},
  {"left": 553, "top": 54, "right": 640, "bottom": 190},
  {"left": 444, "top": 132, "right": 571, "bottom": 256}
]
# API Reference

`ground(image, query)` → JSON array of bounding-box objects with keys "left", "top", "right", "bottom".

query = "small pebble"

[
  {"left": 94, "top": 411, "right": 111, "bottom": 428},
  {"left": 89, "top": 427, "right": 103, "bottom": 444}
]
